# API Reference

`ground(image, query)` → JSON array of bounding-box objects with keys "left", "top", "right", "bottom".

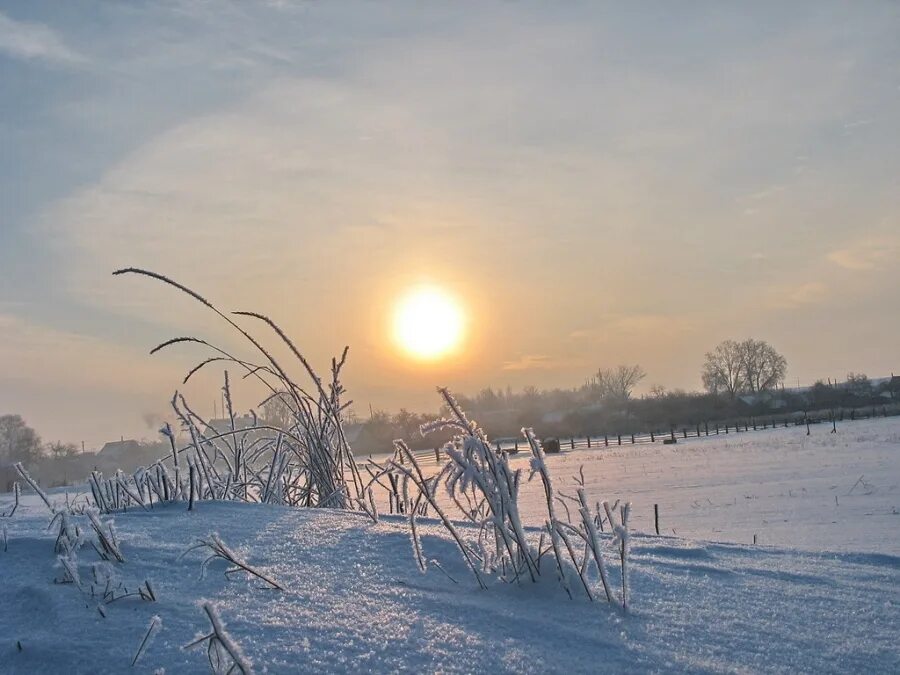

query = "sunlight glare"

[{"left": 393, "top": 286, "right": 465, "bottom": 361}]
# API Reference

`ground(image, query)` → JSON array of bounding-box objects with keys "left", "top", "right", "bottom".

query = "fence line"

[{"left": 362, "top": 402, "right": 900, "bottom": 469}]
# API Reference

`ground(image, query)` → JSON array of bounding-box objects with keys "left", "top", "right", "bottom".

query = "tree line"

[
  {"left": 5, "top": 338, "right": 896, "bottom": 465},
  {"left": 0, "top": 414, "right": 80, "bottom": 468},
  {"left": 341, "top": 338, "right": 896, "bottom": 450}
]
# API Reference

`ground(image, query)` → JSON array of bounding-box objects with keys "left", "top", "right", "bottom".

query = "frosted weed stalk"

[
  {"left": 377, "top": 388, "right": 632, "bottom": 610},
  {"left": 180, "top": 532, "right": 283, "bottom": 590},
  {"left": 184, "top": 603, "right": 254, "bottom": 675},
  {"left": 86, "top": 268, "right": 364, "bottom": 514}
]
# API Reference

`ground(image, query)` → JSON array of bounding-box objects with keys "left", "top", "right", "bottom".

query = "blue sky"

[{"left": 1, "top": 1, "right": 898, "bottom": 446}]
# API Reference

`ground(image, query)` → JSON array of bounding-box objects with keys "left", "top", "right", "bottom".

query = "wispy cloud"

[
  {"left": 765, "top": 281, "right": 828, "bottom": 310},
  {"left": 827, "top": 235, "right": 899, "bottom": 271},
  {"left": 0, "top": 11, "right": 85, "bottom": 65},
  {"left": 502, "top": 354, "right": 557, "bottom": 372},
  {"left": 0, "top": 312, "right": 179, "bottom": 393}
]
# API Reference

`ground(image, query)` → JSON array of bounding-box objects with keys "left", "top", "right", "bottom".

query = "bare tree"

[
  {"left": 260, "top": 392, "right": 293, "bottom": 430},
  {"left": 0, "top": 415, "right": 44, "bottom": 467},
  {"left": 592, "top": 365, "right": 646, "bottom": 402},
  {"left": 702, "top": 340, "right": 745, "bottom": 398},
  {"left": 48, "top": 441, "right": 78, "bottom": 460},
  {"left": 845, "top": 372, "right": 872, "bottom": 399},
  {"left": 394, "top": 408, "right": 422, "bottom": 440},
  {"left": 739, "top": 339, "right": 787, "bottom": 393},
  {"left": 703, "top": 339, "right": 786, "bottom": 397},
  {"left": 648, "top": 384, "right": 667, "bottom": 399}
]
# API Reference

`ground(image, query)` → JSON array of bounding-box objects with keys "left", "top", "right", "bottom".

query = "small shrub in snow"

[
  {"left": 86, "top": 268, "right": 365, "bottom": 516},
  {"left": 374, "top": 388, "right": 632, "bottom": 609},
  {"left": 112, "top": 267, "right": 363, "bottom": 510}
]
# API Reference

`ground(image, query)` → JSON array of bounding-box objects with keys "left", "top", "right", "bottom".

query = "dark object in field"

[
  {"left": 663, "top": 438, "right": 677, "bottom": 445},
  {"left": 543, "top": 437, "right": 561, "bottom": 454}
]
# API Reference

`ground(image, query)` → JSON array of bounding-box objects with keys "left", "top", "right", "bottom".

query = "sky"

[{"left": 1, "top": 1, "right": 898, "bottom": 448}]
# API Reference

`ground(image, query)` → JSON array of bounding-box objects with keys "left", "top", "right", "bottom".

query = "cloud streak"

[
  {"left": 827, "top": 235, "right": 900, "bottom": 271},
  {"left": 0, "top": 11, "right": 85, "bottom": 65}
]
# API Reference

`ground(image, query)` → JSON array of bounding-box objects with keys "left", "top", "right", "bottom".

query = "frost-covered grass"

[
  {"left": 368, "top": 389, "right": 632, "bottom": 608},
  {"left": 360, "top": 415, "right": 899, "bottom": 555},
  {"left": 1, "top": 491, "right": 898, "bottom": 673}
]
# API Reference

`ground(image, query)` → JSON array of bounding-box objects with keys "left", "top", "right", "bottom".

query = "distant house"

[{"left": 97, "top": 439, "right": 143, "bottom": 464}]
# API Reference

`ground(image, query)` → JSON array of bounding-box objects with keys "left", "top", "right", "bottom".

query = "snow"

[
  {"left": 519, "top": 416, "right": 900, "bottom": 554},
  {"left": 403, "top": 416, "right": 899, "bottom": 555},
  {"left": 1, "top": 418, "right": 898, "bottom": 673}
]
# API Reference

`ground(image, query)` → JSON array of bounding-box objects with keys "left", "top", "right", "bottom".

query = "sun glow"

[{"left": 392, "top": 286, "right": 465, "bottom": 361}]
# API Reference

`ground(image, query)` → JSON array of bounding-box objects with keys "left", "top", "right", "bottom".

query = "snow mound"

[{"left": 1, "top": 496, "right": 898, "bottom": 673}]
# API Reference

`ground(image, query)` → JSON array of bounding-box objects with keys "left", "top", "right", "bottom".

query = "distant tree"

[
  {"left": 47, "top": 441, "right": 78, "bottom": 460},
  {"left": 474, "top": 387, "right": 501, "bottom": 411},
  {"left": 591, "top": 365, "right": 646, "bottom": 402},
  {"left": 394, "top": 408, "right": 422, "bottom": 439},
  {"left": 702, "top": 340, "right": 745, "bottom": 398},
  {"left": 261, "top": 392, "right": 294, "bottom": 430},
  {"left": 845, "top": 373, "right": 872, "bottom": 400},
  {"left": 648, "top": 384, "right": 667, "bottom": 399},
  {"left": 739, "top": 339, "right": 787, "bottom": 393},
  {"left": 521, "top": 386, "right": 540, "bottom": 402},
  {"left": 808, "top": 380, "right": 837, "bottom": 409},
  {"left": 0, "top": 414, "right": 44, "bottom": 467},
  {"left": 703, "top": 339, "right": 786, "bottom": 398}
]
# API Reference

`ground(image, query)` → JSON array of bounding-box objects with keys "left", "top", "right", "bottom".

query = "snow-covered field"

[
  {"left": 512, "top": 416, "right": 900, "bottom": 555},
  {"left": 1, "top": 418, "right": 898, "bottom": 673}
]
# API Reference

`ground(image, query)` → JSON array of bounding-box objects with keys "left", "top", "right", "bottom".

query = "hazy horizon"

[{"left": 2, "top": 1, "right": 899, "bottom": 447}]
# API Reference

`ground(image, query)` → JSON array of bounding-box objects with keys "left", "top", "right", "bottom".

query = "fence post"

[
  {"left": 436, "top": 447, "right": 442, "bottom": 462},
  {"left": 617, "top": 434, "right": 622, "bottom": 446},
  {"left": 604, "top": 435, "right": 609, "bottom": 447},
  {"left": 571, "top": 437, "right": 575, "bottom": 450},
  {"left": 650, "top": 430, "right": 655, "bottom": 442},
  {"left": 654, "top": 503, "right": 660, "bottom": 535},
  {"left": 705, "top": 421, "right": 709, "bottom": 436},
  {"left": 515, "top": 439, "right": 519, "bottom": 453},
  {"left": 682, "top": 428, "right": 687, "bottom": 439},
  {"left": 587, "top": 436, "right": 592, "bottom": 448},
  {"left": 696, "top": 424, "right": 701, "bottom": 437},
  {"left": 631, "top": 434, "right": 635, "bottom": 444},
  {"left": 670, "top": 427, "right": 676, "bottom": 442}
]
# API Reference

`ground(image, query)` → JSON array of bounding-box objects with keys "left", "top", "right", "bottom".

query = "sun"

[{"left": 392, "top": 286, "right": 465, "bottom": 361}]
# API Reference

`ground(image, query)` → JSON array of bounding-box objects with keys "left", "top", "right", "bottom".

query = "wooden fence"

[{"left": 374, "top": 402, "right": 900, "bottom": 468}]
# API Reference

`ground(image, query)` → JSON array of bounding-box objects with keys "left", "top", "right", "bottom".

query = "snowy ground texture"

[
  {"left": 503, "top": 416, "right": 900, "bottom": 554},
  {"left": 1, "top": 419, "right": 899, "bottom": 673}
]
